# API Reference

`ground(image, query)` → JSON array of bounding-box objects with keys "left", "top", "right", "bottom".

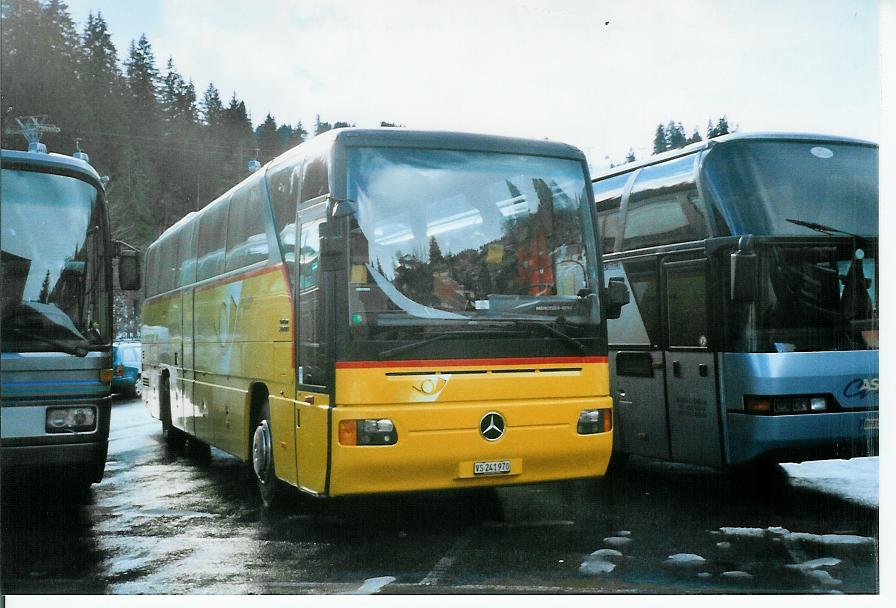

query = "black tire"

[
  {"left": 604, "top": 451, "right": 629, "bottom": 476},
  {"left": 251, "top": 399, "right": 282, "bottom": 508},
  {"left": 160, "top": 376, "right": 186, "bottom": 449}
]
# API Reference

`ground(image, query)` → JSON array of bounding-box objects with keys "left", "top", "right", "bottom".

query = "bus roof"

[
  {"left": 591, "top": 132, "right": 878, "bottom": 182},
  {"left": 1, "top": 148, "right": 104, "bottom": 189},
  {"left": 317, "top": 127, "right": 587, "bottom": 160}
]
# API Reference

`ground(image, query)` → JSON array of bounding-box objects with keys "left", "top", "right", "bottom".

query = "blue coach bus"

[
  {"left": 1, "top": 146, "right": 140, "bottom": 493},
  {"left": 592, "top": 133, "right": 878, "bottom": 469}
]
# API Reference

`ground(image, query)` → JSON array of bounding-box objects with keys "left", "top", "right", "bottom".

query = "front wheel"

[{"left": 252, "top": 400, "right": 282, "bottom": 507}]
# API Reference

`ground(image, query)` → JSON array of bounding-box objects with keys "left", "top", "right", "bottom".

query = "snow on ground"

[{"left": 781, "top": 457, "right": 878, "bottom": 509}]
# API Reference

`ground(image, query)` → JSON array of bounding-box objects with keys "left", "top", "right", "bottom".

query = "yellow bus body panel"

[{"left": 325, "top": 361, "right": 612, "bottom": 496}]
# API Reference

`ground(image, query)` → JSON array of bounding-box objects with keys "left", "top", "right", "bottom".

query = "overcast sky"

[{"left": 62, "top": 0, "right": 880, "bottom": 168}]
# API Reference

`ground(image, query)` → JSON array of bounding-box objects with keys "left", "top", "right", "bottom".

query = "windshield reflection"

[
  {"left": 345, "top": 147, "right": 599, "bottom": 343},
  {"left": 1, "top": 168, "right": 108, "bottom": 354}
]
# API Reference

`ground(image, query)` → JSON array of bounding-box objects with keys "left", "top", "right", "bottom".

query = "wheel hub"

[{"left": 252, "top": 420, "right": 272, "bottom": 483}]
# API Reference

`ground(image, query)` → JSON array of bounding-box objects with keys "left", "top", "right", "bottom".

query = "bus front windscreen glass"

[
  {"left": 701, "top": 141, "right": 878, "bottom": 237},
  {"left": 345, "top": 147, "right": 600, "bottom": 357},
  {"left": 1, "top": 169, "right": 109, "bottom": 355}
]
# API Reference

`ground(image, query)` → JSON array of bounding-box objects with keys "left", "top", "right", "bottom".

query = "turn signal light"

[{"left": 100, "top": 368, "right": 113, "bottom": 384}]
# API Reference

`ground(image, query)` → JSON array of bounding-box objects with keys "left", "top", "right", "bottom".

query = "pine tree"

[
  {"left": 256, "top": 113, "right": 281, "bottom": 162},
  {"left": 200, "top": 83, "right": 225, "bottom": 127},
  {"left": 625, "top": 148, "right": 636, "bottom": 163},
  {"left": 685, "top": 127, "right": 702, "bottom": 145},
  {"left": 652, "top": 124, "right": 667, "bottom": 154}
]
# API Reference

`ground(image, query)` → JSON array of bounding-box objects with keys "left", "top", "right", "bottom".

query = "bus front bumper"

[
  {"left": 325, "top": 399, "right": 613, "bottom": 497},
  {"left": 726, "top": 410, "right": 878, "bottom": 465},
  {"left": 1, "top": 440, "right": 108, "bottom": 483}
]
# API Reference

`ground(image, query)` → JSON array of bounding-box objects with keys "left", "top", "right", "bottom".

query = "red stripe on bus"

[{"left": 335, "top": 356, "right": 608, "bottom": 369}]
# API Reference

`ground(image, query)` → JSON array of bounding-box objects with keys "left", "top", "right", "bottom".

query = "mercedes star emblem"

[{"left": 479, "top": 412, "right": 505, "bottom": 441}]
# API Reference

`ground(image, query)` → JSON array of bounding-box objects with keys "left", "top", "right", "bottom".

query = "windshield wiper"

[
  {"left": 377, "top": 329, "right": 510, "bottom": 359},
  {"left": 786, "top": 218, "right": 862, "bottom": 238},
  {"left": 5, "top": 328, "right": 89, "bottom": 357},
  {"left": 511, "top": 320, "right": 587, "bottom": 354}
]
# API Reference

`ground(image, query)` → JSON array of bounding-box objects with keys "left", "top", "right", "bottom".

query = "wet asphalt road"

[{"left": 1, "top": 396, "right": 879, "bottom": 595}]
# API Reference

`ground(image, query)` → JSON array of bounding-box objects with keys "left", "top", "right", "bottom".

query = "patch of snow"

[
  {"left": 785, "top": 557, "right": 842, "bottom": 571},
  {"left": 664, "top": 553, "right": 707, "bottom": 566},
  {"left": 721, "top": 570, "right": 753, "bottom": 579},
  {"left": 781, "top": 457, "right": 878, "bottom": 509},
  {"left": 603, "top": 536, "right": 632, "bottom": 547},
  {"left": 579, "top": 559, "right": 616, "bottom": 575},
  {"left": 719, "top": 527, "right": 766, "bottom": 538},
  {"left": 787, "top": 532, "right": 875, "bottom": 546},
  {"left": 697, "top": 572, "right": 712, "bottom": 579},
  {"left": 804, "top": 569, "right": 842, "bottom": 586},
  {"left": 717, "top": 526, "right": 874, "bottom": 547},
  {"left": 350, "top": 576, "right": 395, "bottom": 595},
  {"left": 589, "top": 548, "right": 623, "bottom": 559},
  {"left": 615, "top": 530, "right": 632, "bottom": 536},
  {"left": 715, "top": 541, "right": 732, "bottom": 549}
]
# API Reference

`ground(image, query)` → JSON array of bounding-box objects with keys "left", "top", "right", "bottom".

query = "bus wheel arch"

[
  {"left": 160, "top": 371, "right": 185, "bottom": 449},
  {"left": 249, "top": 384, "right": 282, "bottom": 507}
]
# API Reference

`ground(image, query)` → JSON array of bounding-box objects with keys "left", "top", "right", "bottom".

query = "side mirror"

[
  {"left": 118, "top": 249, "right": 142, "bottom": 291},
  {"left": 730, "top": 249, "right": 758, "bottom": 302},
  {"left": 318, "top": 220, "right": 345, "bottom": 272},
  {"left": 604, "top": 276, "right": 630, "bottom": 320}
]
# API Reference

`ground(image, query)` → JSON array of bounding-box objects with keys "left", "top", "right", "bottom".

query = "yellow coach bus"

[{"left": 141, "top": 129, "right": 627, "bottom": 505}]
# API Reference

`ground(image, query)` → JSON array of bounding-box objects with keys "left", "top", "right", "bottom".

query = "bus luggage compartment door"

[
  {"left": 664, "top": 351, "right": 722, "bottom": 466},
  {"left": 613, "top": 350, "right": 671, "bottom": 460}
]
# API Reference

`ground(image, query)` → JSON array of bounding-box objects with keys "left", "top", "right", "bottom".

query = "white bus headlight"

[
  {"left": 339, "top": 419, "right": 397, "bottom": 446},
  {"left": 46, "top": 406, "right": 97, "bottom": 433},
  {"left": 577, "top": 409, "right": 612, "bottom": 435}
]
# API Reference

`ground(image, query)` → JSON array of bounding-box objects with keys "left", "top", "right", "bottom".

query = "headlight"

[
  {"left": 339, "top": 419, "right": 397, "bottom": 445},
  {"left": 46, "top": 406, "right": 97, "bottom": 433},
  {"left": 577, "top": 409, "right": 612, "bottom": 435},
  {"left": 744, "top": 395, "right": 831, "bottom": 415}
]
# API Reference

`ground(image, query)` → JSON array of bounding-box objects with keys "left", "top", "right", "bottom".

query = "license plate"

[
  {"left": 864, "top": 417, "right": 879, "bottom": 430},
  {"left": 474, "top": 460, "right": 511, "bottom": 475}
]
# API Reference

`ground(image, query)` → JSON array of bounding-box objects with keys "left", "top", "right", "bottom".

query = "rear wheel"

[
  {"left": 160, "top": 376, "right": 186, "bottom": 449},
  {"left": 252, "top": 399, "right": 282, "bottom": 507}
]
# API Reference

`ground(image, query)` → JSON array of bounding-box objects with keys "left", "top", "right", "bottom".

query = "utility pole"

[{"left": 3, "top": 115, "right": 61, "bottom": 153}]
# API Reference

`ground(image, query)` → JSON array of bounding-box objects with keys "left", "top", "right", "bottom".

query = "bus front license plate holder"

[{"left": 474, "top": 460, "right": 511, "bottom": 476}]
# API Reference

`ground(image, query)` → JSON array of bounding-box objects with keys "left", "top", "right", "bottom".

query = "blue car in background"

[{"left": 112, "top": 341, "right": 142, "bottom": 397}]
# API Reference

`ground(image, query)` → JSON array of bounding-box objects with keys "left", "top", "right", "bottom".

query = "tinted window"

[
  {"left": 267, "top": 159, "right": 302, "bottom": 270},
  {"left": 666, "top": 261, "right": 708, "bottom": 348},
  {"left": 177, "top": 220, "right": 198, "bottom": 287},
  {"left": 156, "top": 233, "right": 178, "bottom": 294},
  {"left": 144, "top": 246, "right": 158, "bottom": 297},
  {"left": 299, "top": 216, "right": 326, "bottom": 386},
  {"left": 594, "top": 173, "right": 629, "bottom": 254},
  {"left": 622, "top": 155, "right": 707, "bottom": 251},
  {"left": 301, "top": 154, "right": 329, "bottom": 202},
  {"left": 196, "top": 197, "right": 229, "bottom": 281},
  {"left": 225, "top": 176, "right": 270, "bottom": 272},
  {"left": 623, "top": 258, "right": 660, "bottom": 346}
]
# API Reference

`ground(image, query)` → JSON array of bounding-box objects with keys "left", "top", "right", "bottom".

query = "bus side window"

[
  {"left": 298, "top": 217, "right": 326, "bottom": 387},
  {"left": 665, "top": 261, "right": 708, "bottom": 348},
  {"left": 144, "top": 246, "right": 158, "bottom": 297},
  {"left": 593, "top": 173, "right": 628, "bottom": 253},
  {"left": 225, "top": 177, "right": 270, "bottom": 272},
  {"left": 176, "top": 222, "right": 197, "bottom": 288},
  {"left": 622, "top": 258, "right": 661, "bottom": 347},
  {"left": 196, "top": 197, "right": 230, "bottom": 281},
  {"left": 267, "top": 159, "right": 303, "bottom": 272},
  {"left": 156, "top": 232, "right": 178, "bottom": 294},
  {"left": 621, "top": 155, "right": 707, "bottom": 251}
]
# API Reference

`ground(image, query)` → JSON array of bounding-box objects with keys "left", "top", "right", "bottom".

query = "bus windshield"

[
  {"left": 701, "top": 141, "right": 878, "bottom": 237},
  {"left": 345, "top": 147, "right": 599, "bottom": 351},
  {"left": 1, "top": 168, "right": 109, "bottom": 354}
]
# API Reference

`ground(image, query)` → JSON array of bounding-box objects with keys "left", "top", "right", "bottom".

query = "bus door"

[
  {"left": 607, "top": 258, "right": 671, "bottom": 460},
  {"left": 661, "top": 257, "right": 723, "bottom": 467},
  {"left": 293, "top": 199, "right": 331, "bottom": 494}
]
